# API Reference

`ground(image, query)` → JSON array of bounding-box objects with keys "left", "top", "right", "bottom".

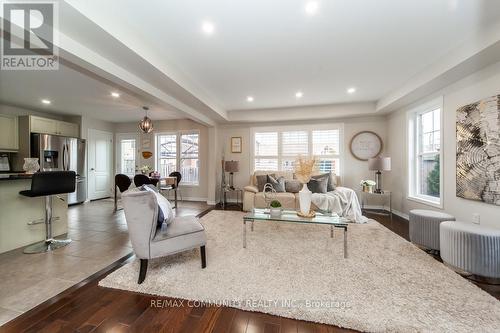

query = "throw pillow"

[
  {"left": 307, "top": 175, "right": 329, "bottom": 193},
  {"left": 311, "top": 173, "right": 337, "bottom": 192},
  {"left": 141, "top": 185, "right": 174, "bottom": 228},
  {"left": 285, "top": 179, "right": 302, "bottom": 193},
  {"left": 267, "top": 175, "right": 285, "bottom": 192},
  {"left": 256, "top": 173, "right": 275, "bottom": 192}
]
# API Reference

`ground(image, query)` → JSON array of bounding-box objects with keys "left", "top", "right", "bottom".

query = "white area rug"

[{"left": 99, "top": 211, "right": 500, "bottom": 332}]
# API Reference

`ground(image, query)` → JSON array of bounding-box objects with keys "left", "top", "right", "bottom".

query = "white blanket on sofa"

[{"left": 311, "top": 187, "right": 368, "bottom": 223}]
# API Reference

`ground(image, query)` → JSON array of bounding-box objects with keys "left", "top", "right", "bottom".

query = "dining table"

[{"left": 115, "top": 175, "right": 178, "bottom": 211}]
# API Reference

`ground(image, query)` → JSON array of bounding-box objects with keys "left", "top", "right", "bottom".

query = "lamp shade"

[
  {"left": 368, "top": 157, "right": 391, "bottom": 171},
  {"left": 224, "top": 160, "right": 239, "bottom": 173}
]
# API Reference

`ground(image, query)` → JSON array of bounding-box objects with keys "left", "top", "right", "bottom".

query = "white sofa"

[{"left": 243, "top": 170, "right": 340, "bottom": 212}]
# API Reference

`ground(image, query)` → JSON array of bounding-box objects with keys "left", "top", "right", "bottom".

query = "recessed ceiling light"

[
  {"left": 111, "top": 92, "right": 120, "bottom": 98},
  {"left": 246, "top": 96, "right": 254, "bottom": 102},
  {"left": 41, "top": 99, "right": 51, "bottom": 104},
  {"left": 201, "top": 21, "right": 215, "bottom": 35},
  {"left": 347, "top": 87, "right": 356, "bottom": 94},
  {"left": 295, "top": 91, "right": 303, "bottom": 99},
  {"left": 305, "top": 1, "right": 319, "bottom": 15}
]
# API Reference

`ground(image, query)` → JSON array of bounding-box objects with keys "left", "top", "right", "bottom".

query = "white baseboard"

[
  {"left": 363, "top": 205, "right": 409, "bottom": 221},
  {"left": 163, "top": 195, "right": 208, "bottom": 202}
]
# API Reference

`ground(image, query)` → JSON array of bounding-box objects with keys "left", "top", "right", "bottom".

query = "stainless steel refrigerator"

[{"left": 31, "top": 133, "right": 87, "bottom": 205}]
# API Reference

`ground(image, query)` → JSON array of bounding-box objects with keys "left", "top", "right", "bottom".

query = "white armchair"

[{"left": 122, "top": 189, "right": 207, "bottom": 284}]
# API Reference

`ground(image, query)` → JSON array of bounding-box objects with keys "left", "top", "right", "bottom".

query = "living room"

[{"left": 1, "top": 1, "right": 500, "bottom": 332}]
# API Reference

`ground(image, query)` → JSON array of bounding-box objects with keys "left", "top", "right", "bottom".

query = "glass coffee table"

[{"left": 243, "top": 209, "right": 349, "bottom": 258}]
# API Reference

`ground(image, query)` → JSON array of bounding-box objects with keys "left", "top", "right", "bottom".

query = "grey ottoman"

[
  {"left": 409, "top": 209, "right": 455, "bottom": 251},
  {"left": 440, "top": 221, "right": 500, "bottom": 278}
]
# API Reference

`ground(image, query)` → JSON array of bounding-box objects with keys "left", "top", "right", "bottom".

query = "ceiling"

[
  {"left": 0, "top": 61, "right": 183, "bottom": 122},
  {"left": 67, "top": 0, "right": 500, "bottom": 111},
  {"left": 1, "top": 1, "right": 499, "bottom": 125}
]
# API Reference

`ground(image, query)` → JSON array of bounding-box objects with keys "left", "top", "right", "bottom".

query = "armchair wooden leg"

[
  {"left": 138, "top": 259, "right": 148, "bottom": 284},
  {"left": 200, "top": 246, "right": 206, "bottom": 269}
]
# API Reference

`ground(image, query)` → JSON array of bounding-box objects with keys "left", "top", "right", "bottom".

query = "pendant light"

[{"left": 139, "top": 106, "right": 153, "bottom": 133}]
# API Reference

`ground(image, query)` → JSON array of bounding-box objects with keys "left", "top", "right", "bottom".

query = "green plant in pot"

[{"left": 269, "top": 200, "right": 282, "bottom": 218}]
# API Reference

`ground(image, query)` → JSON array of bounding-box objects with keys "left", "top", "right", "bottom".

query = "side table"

[
  {"left": 222, "top": 187, "right": 243, "bottom": 210},
  {"left": 358, "top": 190, "right": 392, "bottom": 221}
]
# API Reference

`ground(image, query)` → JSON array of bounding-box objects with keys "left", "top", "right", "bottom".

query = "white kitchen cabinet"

[
  {"left": 30, "top": 116, "right": 79, "bottom": 137},
  {"left": 0, "top": 114, "right": 19, "bottom": 151},
  {"left": 57, "top": 121, "right": 79, "bottom": 137}
]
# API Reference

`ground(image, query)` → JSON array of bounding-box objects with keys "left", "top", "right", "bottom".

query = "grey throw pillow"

[
  {"left": 267, "top": 175, "right": 285, "bottom": 192},
  {"left": 285, "top": 179, "right": 302, "bottom": 193},
  {"left": 307, "top": 175, "right": 329, "bottom": 193},
  {"left": 312, "top": 173, "right": 337, "bottom": 192},
  {"left": 256, "top": 174, "right": 275, "bottom": 192}
]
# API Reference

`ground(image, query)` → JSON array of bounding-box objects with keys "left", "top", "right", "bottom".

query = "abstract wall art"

[{"left": 456, "top": 94, "right": 500, "bottom": 205}]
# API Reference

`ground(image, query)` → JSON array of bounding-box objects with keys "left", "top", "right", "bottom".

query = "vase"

[
  {"left": 270, "top": 207, "right": 282, "bottom": 218},
  {"left": 23, "top": 158, "right": 40, "bottom": 174},
  {"left": 362, "top": 185, "right": 373, "bottom": 193},
  {"left": 299, "top": 183, "right": 312, "bottom": 215}
]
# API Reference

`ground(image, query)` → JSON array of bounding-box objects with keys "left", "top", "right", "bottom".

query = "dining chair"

[
  {"left": 114, "top": 174, "right": 132, "bottom": 211},
  {"left": 134, "top": 174, "right": 153, "bottom": 187}
]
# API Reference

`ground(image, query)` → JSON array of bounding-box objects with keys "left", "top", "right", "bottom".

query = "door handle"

[{"left": 90, "top": 168, "right": 95, "bottom": 171}]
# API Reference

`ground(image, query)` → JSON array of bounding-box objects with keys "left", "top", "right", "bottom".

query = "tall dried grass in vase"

[{"left": 294, "top": 156, "right": 316, "bottom": 184}]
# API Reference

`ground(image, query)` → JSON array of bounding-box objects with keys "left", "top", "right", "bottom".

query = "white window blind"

[
  {"left": 281, "top": 131, "right": 308, "bottom": 170},
  {"left": 252, "top": 126, "right": 343, "bottom": 175},
  {"left": 254, "top": 132, "right": 278, "bottom": 171},
  {"left": 312, "top": 130, "right": 340, "bottom": 174}
]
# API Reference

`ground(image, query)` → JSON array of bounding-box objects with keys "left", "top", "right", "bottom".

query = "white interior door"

[
  {"left": 88, "top": 129, "right": 113, "bottom": 200},
  {"left": 116, "top": 133, "right": 139, "bottom": 177}
]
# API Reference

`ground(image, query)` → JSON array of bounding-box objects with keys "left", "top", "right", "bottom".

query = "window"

[
  {"left": 254, "top": 132, "right": 278, "bottom": 171},
  {"left": 180, "top": 133, "right": 199, "bottom": 185},
  {"left": 116, "top": 134, "right": 139, "bottom": 177},
  {"left": 120, "top": 139, "right": 136, "bottom": 176},
  {"left": 156, "top": 132, "right": 199, "bottom": 185},
  {"left": 252, "top": 125, "right": 342, "bottom": 175},
  {"left": 408, "top": 97, "right": 443, "bottom": 207}
]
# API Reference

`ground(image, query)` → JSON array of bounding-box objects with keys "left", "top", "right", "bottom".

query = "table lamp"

[
  {"left": 224, "top": 160, "right": 239, "bottom": 190},
  {"left": 368, "top": 157, "right": 391, "bottom": 193}
]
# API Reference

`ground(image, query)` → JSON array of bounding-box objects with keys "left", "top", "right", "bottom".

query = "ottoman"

[
  {"left": 409, "top": 209, "right": 455, "bottom": 251},
  {"left": 440, "top": 221, "right": 500, "bottom": 278}
]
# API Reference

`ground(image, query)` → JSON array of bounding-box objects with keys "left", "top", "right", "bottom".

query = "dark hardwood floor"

[{"left": 1, "top": 208, "right": 498, "bottom": 333}]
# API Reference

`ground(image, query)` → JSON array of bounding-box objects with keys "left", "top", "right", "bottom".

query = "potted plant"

[
  {"left": 360, "top": 180, "right": 376, "bottom": 193},
  {"left": 269, "top": 200, "right": 282, "bottom": 218}
]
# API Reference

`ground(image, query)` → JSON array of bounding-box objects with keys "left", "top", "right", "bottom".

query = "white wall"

[
  {"left": 114, "top": 119, "right": 209, "bottom": 201},
  {"left": 386, "top": 60, "right": 500, "bottom": 227},
  {"left": 219, "top": 116, "right": 388, "bottom": 196}
]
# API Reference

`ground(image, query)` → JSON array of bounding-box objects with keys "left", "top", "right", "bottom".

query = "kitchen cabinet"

[
  {"left": 30, "top": 116, "right": 79, "bottom": 137},
  {"left": 0, "top": 114, "right": 19, "bottom": 151}
]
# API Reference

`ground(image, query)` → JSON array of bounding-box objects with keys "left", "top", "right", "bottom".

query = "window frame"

[
  {"left": 155, "top": 130, "right": 200, "bottom": 186},
  {"left": 250, "top": 123, "right": 344, "bottom": 178},
  {"left": 407, "top": 97, "right": 444, "bottom": 208}
]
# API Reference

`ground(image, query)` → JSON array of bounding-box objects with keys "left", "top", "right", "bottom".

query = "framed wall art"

[
  {"left": 231, "top": 137, "right": 242, "bottom": 153},
  {"left": 349, "top": 131, "right": 383, "bottom": 161}
]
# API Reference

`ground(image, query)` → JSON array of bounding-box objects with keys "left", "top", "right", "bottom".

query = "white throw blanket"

[{"left": 311, "top": 187, "right": 368, "bottom": 223}]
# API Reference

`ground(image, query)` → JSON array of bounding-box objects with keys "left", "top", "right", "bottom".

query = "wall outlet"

[{"left": 472, "top": 213, "right": 480, "bottom": 224}]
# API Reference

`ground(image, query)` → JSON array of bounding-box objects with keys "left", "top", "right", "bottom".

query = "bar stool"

[{"left": 19, "top": 171, "right": 76, "bottom": 254}]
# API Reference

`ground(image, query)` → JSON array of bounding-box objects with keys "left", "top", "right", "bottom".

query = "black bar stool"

[{"left": 19, "top": 171, "right": 76, "bottom": 254}]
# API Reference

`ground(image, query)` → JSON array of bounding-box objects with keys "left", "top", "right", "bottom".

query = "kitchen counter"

[
  {"left": 0, "top": 177, "right": 68, "bottom": 253},
  {"left": 0, "top": 173, "right": 32, "bottom": 180}
]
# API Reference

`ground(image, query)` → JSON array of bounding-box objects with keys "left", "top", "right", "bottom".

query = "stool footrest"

[{"left": 24, "top": 238, "right": 72, "bottom": 254}]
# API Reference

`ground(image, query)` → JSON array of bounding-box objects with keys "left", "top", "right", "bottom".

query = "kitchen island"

[{"left": 0, "top": 175, "right": 68, "bottom": 253}]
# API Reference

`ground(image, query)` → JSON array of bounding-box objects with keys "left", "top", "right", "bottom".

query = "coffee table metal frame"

[{"left": 243, "top": 209, "right": 349, "bottom": 258}]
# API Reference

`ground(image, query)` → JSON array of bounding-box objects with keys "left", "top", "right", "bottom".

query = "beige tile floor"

[{"left": 0, "top": 198, "right": 210, "bottom": 326}]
